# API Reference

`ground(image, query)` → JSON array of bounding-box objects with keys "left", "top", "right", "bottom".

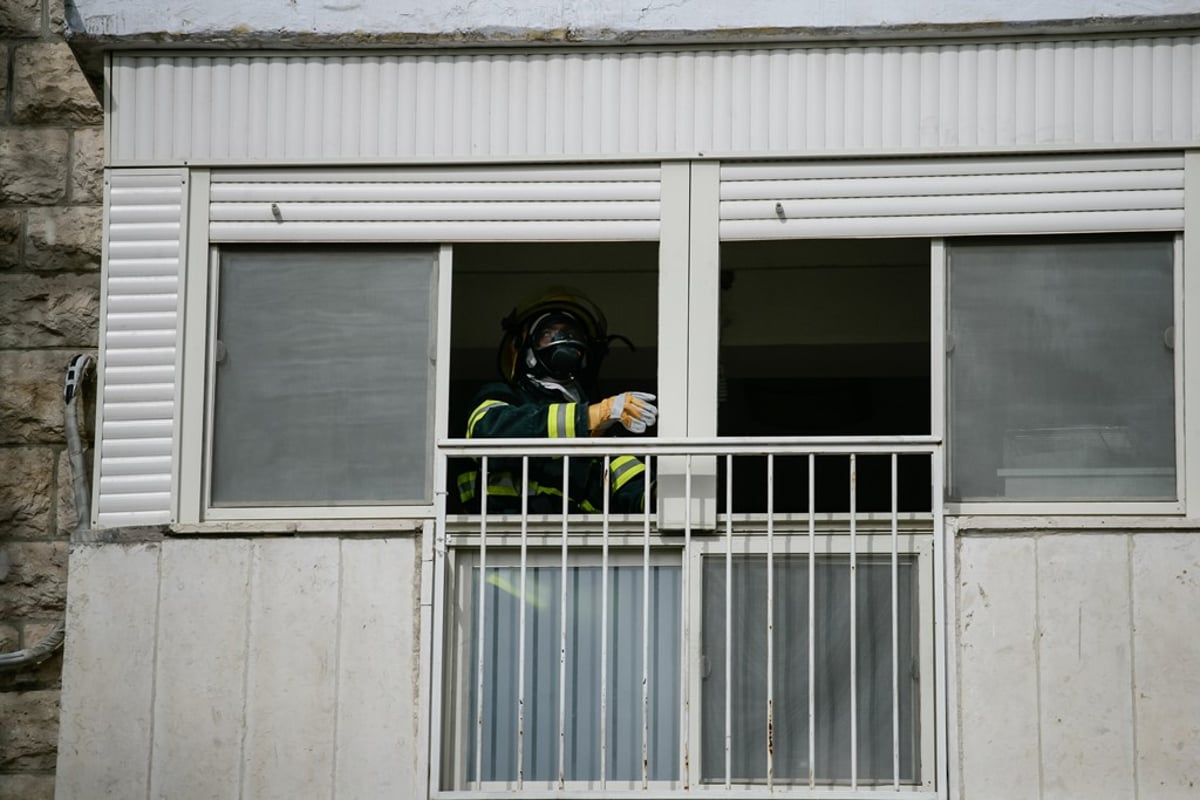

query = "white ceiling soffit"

[{"left": 109, "top": 36, "right": 1199, "bottom": 165}]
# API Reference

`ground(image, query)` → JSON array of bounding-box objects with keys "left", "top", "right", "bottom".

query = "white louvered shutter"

[
  {"left": 208, "top": 165, "right": 661, "bottom": 242},
  {"left": 720, "top": 153, "right": 1184, "bottom": 239},
  {"left": 95, "top": 170, "right": 187, "bottom": 527}
]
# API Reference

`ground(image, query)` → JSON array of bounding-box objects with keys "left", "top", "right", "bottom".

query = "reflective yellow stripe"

[
  {"left": 457, "top": 471, "right": 478, "bottom": 502},
  {"left": 529, "top": 481, "right": 599, "bottom": 513},
  {"left": 610, "top": 455, "right": 645, "bottom": 492},
  {"left": 467, "top": 400, "right": 507, "bottom": 438},
  {"left": 547, "top": 403, "right": 578, "bottom": 438}
]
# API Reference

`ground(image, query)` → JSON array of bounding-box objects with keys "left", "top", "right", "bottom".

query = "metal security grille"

[{"left": 432, "top": 436, "right": 946, "bottom": 799}]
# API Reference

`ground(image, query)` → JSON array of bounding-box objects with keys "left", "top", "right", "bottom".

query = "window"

[
  {"left": 947, "top": 235, "right": 1177, "bottom": 502},
  {"left": 207, "top": 246, "right": 438, "bottom": 508},
  {"left": 446, "top": 556, "right": 681, "bottom": 786},
  {"left": 701, "top": 555, "right": 920, "bottom": 784}
]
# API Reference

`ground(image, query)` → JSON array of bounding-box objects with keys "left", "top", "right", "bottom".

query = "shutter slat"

[{"left": 97, "top": 170, "right": 185, "bottom": 527}]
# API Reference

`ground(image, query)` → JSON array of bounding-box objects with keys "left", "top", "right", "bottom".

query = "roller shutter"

[
  {"left": 720, "top": 153, "right": 1184, "bottom": 239},
  {"left": 209, "top": 165, "right": 661, "bottom": 242}
]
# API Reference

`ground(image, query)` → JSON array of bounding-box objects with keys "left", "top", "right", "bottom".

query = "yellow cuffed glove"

[{"left": 588, "top": 391, "right": 658, "bottom": 435}]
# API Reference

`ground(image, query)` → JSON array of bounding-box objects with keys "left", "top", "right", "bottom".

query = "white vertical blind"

[
  {"left": 96, "top": 170, "right": 187, "bottom": 527},
  {"left": 110, "top": 36, "right": 1200, "bottom": 164}
]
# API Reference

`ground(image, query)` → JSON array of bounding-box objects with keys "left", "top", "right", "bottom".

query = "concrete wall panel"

[
  {"left": 956, "top": 536, "right": 1040, "bottom": 800},
  {"left": 149, "top": 539, "right": 252, "bottom": 800},
  {"left": 1036, "top": 535, "right": 1135, "bottom": 799},
  {"left": 334, "top": 537, "right": 422, "bottom": 798},
  {"left": 241, "top": 538, "right": 340, "bottom": 800},
  {"left": 1132, "top": 533, "right": 1200, "bottom": 798},
  {"left": 55, "top": 543, "right": 161, "bottom": 800}
]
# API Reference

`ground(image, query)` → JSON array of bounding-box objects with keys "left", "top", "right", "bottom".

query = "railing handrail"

[{"left": 439, "top": 435, "right": 942, "bottom": 457}]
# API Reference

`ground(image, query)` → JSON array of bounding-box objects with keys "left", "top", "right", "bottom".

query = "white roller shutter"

[
  {"left": 209, "top": 165, "right": 661, "bottom": 242},
  {"left": 720, "top": 153, "right": 1184, "bottom": 239},
  {"left": 95, "top": 170, "right": 188, "bottom": 527}
]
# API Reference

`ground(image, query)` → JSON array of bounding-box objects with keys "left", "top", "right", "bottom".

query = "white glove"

[{"left": 588, "top": 391, "right": 658, "bottom": 435}]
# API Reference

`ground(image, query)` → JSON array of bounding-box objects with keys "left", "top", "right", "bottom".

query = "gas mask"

[{"left": 525, "top": 313, "right": 589, "bottom": 379}]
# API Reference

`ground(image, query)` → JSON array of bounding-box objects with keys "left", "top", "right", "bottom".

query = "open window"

[{"left": 716, "top": 239, "right": 932, "bottom": 514}]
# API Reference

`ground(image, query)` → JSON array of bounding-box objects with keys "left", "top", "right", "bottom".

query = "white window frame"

[
  {"left": 176, "top": 168, "right": 455, "bottom": 523},
  {"left": 941, "top": 233, "right": 1186, "bottom": 517}
]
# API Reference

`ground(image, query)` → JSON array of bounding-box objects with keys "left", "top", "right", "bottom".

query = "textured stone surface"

[
  {"left": 0, "top": 48, "right": 7, "bottom": 121},
  {"left": 0, "top": 0, "right": 40, "bottom": 36},
  {"left": 12, "top": 44, "right": 102, "bottom": 126},
  {"left": 0, "top": 773, "right": 55, "bottom": 800},
  {"left": 0, "top": 273, "right": 99, "bottom": 349},
  {"left": 25, "top": 206, "right": 102, "bottom": 272},
  {"left": 0, "top": 448, "right": 54, "bottom": 539},
  {"left": 0, "top": 625, "right": 16, "bottom": 652},
  {"left": 0, "top": 542, "right": 67, "bottom": 618},
  {"left": 70, "top": 128, "right": 104, "bottom": 205},
  {"left": 0, "top": 129, "right": 69, "bottom": 205},
  {"left": 0, "top": 211, "right": 20, "bottom": 270},
  {"left": 0, "top": 352, "right": 68, "bottom": 444},
  {"left": 0, "top": 691, "right": 60, "bottom": 770}
]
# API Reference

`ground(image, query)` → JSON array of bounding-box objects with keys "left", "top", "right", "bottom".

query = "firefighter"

[{"left": 457, "top": 288, "right": 656, "bottom": 514}]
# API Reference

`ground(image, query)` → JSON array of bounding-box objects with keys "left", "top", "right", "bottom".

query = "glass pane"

[
  {"left": 701, "top": 556, "right": 919, "bottom": 785},
  {"left": 948, "top": 236, "right": 1175, "bottom": 501},
  {"left": 210, "top": 247, "right": 435, "bottom": 506},
  {"left": 468, "top": 564, "right": 681, "bottom": 783}
]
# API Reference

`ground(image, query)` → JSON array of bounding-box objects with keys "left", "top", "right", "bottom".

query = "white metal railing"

[{"left": 431, "top": 437, "right": 945, "bottom": 800}]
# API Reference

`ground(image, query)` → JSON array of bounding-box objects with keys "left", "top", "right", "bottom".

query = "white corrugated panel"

[
  {"left": 110, "top": 37, "right": 1200, "bottom": 164},
  {"left": 208, "top": 164, "right": 660, "bottom": 241},
  {"left": 719, "top": 153, "right": 1184, "bottom": 239},
  {"left": 96, "top": 170, "right": 186, "bottom": 527}
]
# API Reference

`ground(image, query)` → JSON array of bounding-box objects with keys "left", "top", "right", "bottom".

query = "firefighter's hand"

[{"left": 588, "top": 392, "right": 658, "bottom": 435}]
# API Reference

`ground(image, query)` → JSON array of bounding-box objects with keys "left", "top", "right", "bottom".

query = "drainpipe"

[{"left": 0, "top": 354, "right": 93, "bottom": 670}]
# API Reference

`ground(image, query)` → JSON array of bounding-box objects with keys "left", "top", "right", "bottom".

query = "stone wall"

[{"left": 0, "top": 0, "right": 102, "bottom": 796}]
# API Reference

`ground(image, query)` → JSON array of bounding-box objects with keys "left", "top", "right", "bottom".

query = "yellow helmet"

[{"left": 497, "top": 287, "right": 611, "bottom": 384}]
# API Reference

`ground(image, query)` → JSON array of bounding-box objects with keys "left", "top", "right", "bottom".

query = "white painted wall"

[
  {"left": 56, "top": 537, "right": 424, "bottom": 800},
  {"left": 69, "top": 0, "right": 1200, "bottom": 40},
  {"left": 955, "top": 530, "right": 1200, "bottom": 800}
]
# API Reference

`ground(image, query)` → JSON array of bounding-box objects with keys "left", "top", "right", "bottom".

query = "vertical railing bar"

[
  {"left": 766, "top": 453, "right": 775, "bottom": 791},
  {"left": 891, "top": 453, "right": 901, "bottom": 790},
  {"left": 807, "top": 453, "right": 816, "bottom": 789},
  {"left": 517, "top": 455, "right": 530, "bottom": 789},
  {"left": 681, "top": 455, "right": 693, "bottom": 790},
  {"left": 849, "top": 453, "right": 858, "bottom": 790},
  {"left": 473, "top": 455, "right": 489, "bottom": 789},
  {"left": 724, "top": 454, "right": 734, "bottom": 791},
  {"left": 558, "top": 456, "right": 570, "bottom": 789},
  {"left": 641, "top": 454, "right": 652, "bottom": 791},
  {"left": 933, "top": 448, "right": 949, "bottom": 800},
  {"left": 600, "top": 455, "right": 611, "bottom": 788}
]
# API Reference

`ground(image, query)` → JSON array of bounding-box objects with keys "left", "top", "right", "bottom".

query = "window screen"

[
  {"left": 210, "top": 247, "right": 436, "bottom": 507},
  {"left": 947, "top": 236, "right": 1175, "bottom": 502}
]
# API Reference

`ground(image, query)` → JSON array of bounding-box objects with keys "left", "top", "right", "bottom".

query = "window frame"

[
  {"left": 176, "top": 168, "right": 455, "bottom": 523},
  {"left": 941, "top": 233, "right": 1186, "bottom": 516}
]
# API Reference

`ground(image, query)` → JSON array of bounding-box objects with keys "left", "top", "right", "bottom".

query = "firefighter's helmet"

[{"left": 497, "top": 288, "right": 613, "bottom": 385}]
